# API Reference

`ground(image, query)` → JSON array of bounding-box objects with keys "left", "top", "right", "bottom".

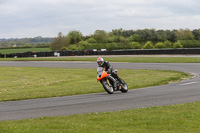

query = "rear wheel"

[
  {"left": 119, "top": 78, "right": 128, "bottom": 93},
  {"left": 101, "top": 79, "right": 114, "bottom": 94}
]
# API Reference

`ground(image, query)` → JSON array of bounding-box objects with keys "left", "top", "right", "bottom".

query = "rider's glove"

[{"left": 107, "top": 69, "right": 111, "bottom": 74}]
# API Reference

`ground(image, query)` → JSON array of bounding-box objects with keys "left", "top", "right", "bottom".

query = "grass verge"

[
  {"left": 1, "top": 56, "right": 200, "bottom": 63},
  {"left": 0, "top": 101, "right": 200, "bottom": 133},
  {"left": 0, "top": 48, "right": 50, "bottom": 54},
  {"left": 0, "top": 66, "right": 189, "bottom": 102}
]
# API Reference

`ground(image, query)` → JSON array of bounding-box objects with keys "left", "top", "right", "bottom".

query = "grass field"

[
  {"left": 0, "top": 101, "right": 200, "bottom": 133},
  {"left": 0, "top": 66, "right": 189, "bottom": 102},
  {"left": 0, "top": 64, "right": 197, "bottom": 132},
  {"left": 0, "top": 48, "right": 50, "bottom": 54},
  {"left": 1, "top": 56, "right": 200, "bottom": 63}
]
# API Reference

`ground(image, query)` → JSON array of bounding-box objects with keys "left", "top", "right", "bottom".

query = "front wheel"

[
  {"left": 101, "top": 79, "right": 114, "bottom": 94},
  {"left": 119, "top": 78, "right": 128, "bottom": 93}
]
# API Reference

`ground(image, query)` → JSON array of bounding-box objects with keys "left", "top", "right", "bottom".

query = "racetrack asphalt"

[{"left": 0, "top": 61, "right": 200, "bottom": 121}]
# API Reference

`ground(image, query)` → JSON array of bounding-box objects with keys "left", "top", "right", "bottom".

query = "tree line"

[
  {"left": 50, "top": 28, "right": 200, "bottom": 51},
  {"left": 0, "top": 36, "right": 53, "bottom": 47}
]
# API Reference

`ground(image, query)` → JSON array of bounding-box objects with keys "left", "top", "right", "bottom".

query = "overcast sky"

[{"left": 0, "top": 0, "right": 200, "bottom": 38}]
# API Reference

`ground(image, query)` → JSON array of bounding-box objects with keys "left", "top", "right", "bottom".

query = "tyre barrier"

[{"left": 1, "top": 48, "right": 200, "bottom": 58}]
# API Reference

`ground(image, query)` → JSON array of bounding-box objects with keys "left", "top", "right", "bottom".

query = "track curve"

[{"left": 0, "top": 61, "right": 200, "bottom": 121}]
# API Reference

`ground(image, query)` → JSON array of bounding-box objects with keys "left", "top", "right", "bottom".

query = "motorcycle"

[{"left": 97, "top": 67, "right": 128, "bottom": 94}]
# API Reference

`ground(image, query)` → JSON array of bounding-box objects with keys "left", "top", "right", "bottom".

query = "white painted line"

[
  {"left": 190, "top": 73, "right": 200, "bottom": 79},
  {"left": 179, "top": 82, "right": 198, "bottom": 86}
]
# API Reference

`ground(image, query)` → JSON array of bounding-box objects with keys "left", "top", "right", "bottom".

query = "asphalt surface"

[{"left": 0, "top": 61, "right": 200, "bottom": 121}]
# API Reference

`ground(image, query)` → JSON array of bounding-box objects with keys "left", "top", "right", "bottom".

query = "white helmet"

[{"left": 97, "top": 57, "right": 104, "bottom": 66}]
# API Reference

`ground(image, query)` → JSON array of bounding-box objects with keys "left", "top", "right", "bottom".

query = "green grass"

[
  {"left": 0, "top": 48, "right": 50, "bottom": 54},
  {"left": 1, "top": 56, "right": 200, "bottom": 63},
  {"left": 0, "top": 66, "right": 189, "bottom": 102},
  {"left": 0, "top": 65, "right": 195, "bottom": 132},
  {"left": 1, "top": 101, "right": 200, "bottom": 133}
]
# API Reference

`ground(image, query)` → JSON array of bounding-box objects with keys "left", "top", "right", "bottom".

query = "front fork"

[{"left": 106, "top": 75, "right": 117, "bottom": 88}]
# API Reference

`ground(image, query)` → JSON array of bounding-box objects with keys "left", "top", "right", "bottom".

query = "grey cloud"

[{"left": 0, "top": 0, "right": 200, "bottom": 38}]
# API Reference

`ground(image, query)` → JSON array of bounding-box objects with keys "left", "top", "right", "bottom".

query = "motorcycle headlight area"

[{"left": 114, "top": 69, "right": 118, "bottom": 74}]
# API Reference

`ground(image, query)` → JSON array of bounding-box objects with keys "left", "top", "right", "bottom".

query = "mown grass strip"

[
  {"left": 0, "top": 66, "right": 189, "bottom": 102},
  {"left": 1, "top": 56, "right": 200, "bottom": 63},
  {"left": 0, "top": 48, "right": 51, "bottom": 54},
  {"left": 0, "top": 101, "right": 200, "bottom": 133}
]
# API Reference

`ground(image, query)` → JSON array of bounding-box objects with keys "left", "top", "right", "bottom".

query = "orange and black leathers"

[{"left": 98, "top": 61, "right": 112, "bottom": 73}]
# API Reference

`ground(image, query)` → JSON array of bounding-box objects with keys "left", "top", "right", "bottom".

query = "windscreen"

[{"left": 97, "top": 67, "right": 104, "bottom": 75}]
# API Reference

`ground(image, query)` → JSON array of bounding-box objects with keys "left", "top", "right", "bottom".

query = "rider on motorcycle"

[{"left": 97, "top": 57, "right": 118, "bottom": 90}]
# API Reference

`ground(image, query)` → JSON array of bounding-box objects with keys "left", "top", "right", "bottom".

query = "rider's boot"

[{"left": 108, "top": 75, "right": 117, "bottom": 91}]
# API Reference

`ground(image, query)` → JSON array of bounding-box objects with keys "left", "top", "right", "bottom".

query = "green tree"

[
  {"left": 66, "top": 44, "right": 78, "bottom": 51},
  {"left": 66, "top": 30, "right": 83, "bottom": 45},
  {"left": 117, "top": 36, "right": 128, "bottom": 49},
  {"left": 135, "top": 29, "right": 157, "bottom": 42},
  {"left": 106, "top": 43, "right": 118, "bottom": 50},
  {"left": 79, "top": 41, "right": 93, "bottom": 50},
  {"left": 50, "top": 32, "right": 66, "bottom": 51},
  {"left": 86, "top": 37, "right": 97, "bottom": 43},
  {"left": 155, "top": 42, "right": 165, "bottom": 49},
  {"left": 192, "top": 29, "right": 200, "bottom": 40},
  {"left": 128, "top": 42, "right": 141, "bottom": 49},
  {"left": 111, "top": 28, "right": 123, "bottom": 36},
  {"left": 93, "top": 30, "right": 108, "bottom": 43},
  {"left": 107, "top": 36, "right": 115, "bottom": 43},
  {"left": 176, "top": 29, "right": 194, "bottom": 40},
  {"left": 167, "top": 30, "right": 177, "bottom": 42},
  {"left": 164, "top": 40, "right": 172, "bottom": 48},
  {"left": 143, "top": 41, "right": 154, "bottom": 49},
  {"left": 179, "top": 40, "right": 200, "bottom": 48},
  {"left": 156, "top": 30, "right": 167, "bottom": 41},
  {"left": 128, "top": 34, "right": 141, "bottom": 42},
  {"left": 173, "top": 41, "right": 183, "bottom": 48}
]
